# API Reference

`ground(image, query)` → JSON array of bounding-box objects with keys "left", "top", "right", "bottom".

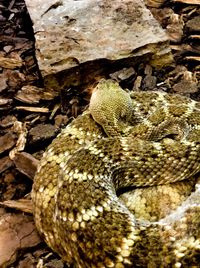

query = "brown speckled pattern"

[{"left": 32, "top": 80, "right": 200, "bottom": 267}]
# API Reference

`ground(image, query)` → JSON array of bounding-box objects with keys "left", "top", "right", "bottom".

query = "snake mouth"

[{"left": 116, "top": 185, "right": 138, "bottom": 196}]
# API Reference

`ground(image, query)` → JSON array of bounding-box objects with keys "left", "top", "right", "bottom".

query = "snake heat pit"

[{"left": 32, "top": 79, "right": 200, "bottom": 268}]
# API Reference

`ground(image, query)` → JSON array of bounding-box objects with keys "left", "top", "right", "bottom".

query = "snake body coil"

[{"left": 32, "top": 80, "right": 200, "bottom": 267}]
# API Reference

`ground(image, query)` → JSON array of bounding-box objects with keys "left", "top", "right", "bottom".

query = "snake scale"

[{"left": 32, "top": 79, "right": 200, "bottom": 267}]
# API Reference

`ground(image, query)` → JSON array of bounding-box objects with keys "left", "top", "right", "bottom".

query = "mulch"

[{"left": 0, "top": 0, "right": 199, "bottom": 267}]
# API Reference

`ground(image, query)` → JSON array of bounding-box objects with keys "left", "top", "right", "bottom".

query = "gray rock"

[{"left": 25, "top": 0, "right": 172, "bottom": 88}]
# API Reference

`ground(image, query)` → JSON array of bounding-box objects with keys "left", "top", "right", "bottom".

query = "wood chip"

[
  {"left": 186, "top": 15, "right": 200, "bottom": 32},
  {"left": 0, "top": 156, "right": 13, "bottom": 173},
  {"left": 110, "top": 67, "right": 136, "bottom": 83},
  {"left": 173, "top": 80, "right": 198, "bottom": 93},
  {"left": 16, "top": 106, "right": 49, "bottom": 113},
  {"left": 29, "top": 123, "right": 57, "bottom": 143},
  {"left": 173, "top": 0, "right": 200, "bottom": 4},
  {"left": 15, "top": 85, "right": 58, "bottom": 104},
  {"left": 13, "top": 152, "right": 38, "bottom": 180},
  {"left": 185, "top": 56, "right": 200, "bottom": 61},
  {"left": 0, "top": 115, "right": 17, "bottom": 128},
  {"left": 0, "top": 98, "right": 12, "bottom": 106},
  {"left": 0, "top": 199, "right": 33, "bottom": 214},
  {"left": 0, "top": 73, "right": 8, "bottom": 92},
  {"left": 9, "top": 121, "right": 28, "bottom": 160},
  {"left": 0, "top": 132, "right": 17, "bottom": 154},
  {"left": 3, "top": 45, "right": 13, "bottom": 53},
  {"left": 144, "top": 0, "right": 166, "bottom": 8},
  {"left": 166, "top": 14, "right": 184, "bottom": 43},
  {"left": 189, "top": 35, "right": 200, "bottom": 39},
  {"left": 6, "top": 69, "right": 26, "bottom": 88},
  {"left": 0, "top": 56, "right": 23, "bottom": 69}
]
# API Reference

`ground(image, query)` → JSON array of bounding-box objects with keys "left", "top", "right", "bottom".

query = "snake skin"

[{"left": 32, "top": 79, "right": 200, "bottom": 268}]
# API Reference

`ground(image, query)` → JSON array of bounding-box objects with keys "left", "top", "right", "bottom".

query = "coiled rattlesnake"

[{"left": 32, "top": 79, "right": 200, "bottom": 267}]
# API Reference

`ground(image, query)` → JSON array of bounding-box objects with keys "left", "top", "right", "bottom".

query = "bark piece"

[
  {"left": 144, "top": 0, "right": 166, "bottom": 7},
  {"left": 0, "top": 98, "right": 13, "bottom": 107},
  {"left": 18, "top": 254, "right": 36, "bottom": 268},
  {"left": 9, "top": 121, "right": 28, "bottom": 160},
  {"left": 6, "top": 69, "right": 26, "bottom": 88},
  {"left": 13, "top": 152, "right": 39, "bottom": 180},
  {"left": 15, "top": 85, "right": 58, "bottom": 104},
  {"left": 186, "top": 16, "right": 200, "bottom": 32},
  {"left": 173, "top": 0, "right": 200, "bottom": 4},
  {"left": 185, "top": 56, "right": 200, "bottom": 62},
  {"left": 173, "top": 80, "right": 198, "bottom": 94},
  {"left": 3, "top": 45, "right": 13, "bottom": 53},
  {"left": 0, "top": 132, "right": 17, "bottom": 154},
  {"left": 25, "top": 0, "right": 172, "bottom": 89},
  {"left": 0, "top": 73, "right": 8, "bottom": 92},
  {"left": 166, "top": 14, "right": 184, "bottom": 43},
  {"left": 44, "top": 259, "right": 65, "bottom": 268},
  {"left": 173, "top": 70, "right": 198, "bottom": 94},
  {"left": 0, "top": 156, "right": 13, "bottom": 173},
  {"left": 0, "top": 115, "right": 17, "bottom": 128},
  {"left": 142, "top": 65, "right": 157, "bottom": 90},
  {"left": 110, "top": 67, "right": 136, "bottom": 83},
  {"left": 54, "top": 114, "right": 69, "bottom": 128},
  {"left": 0, "top": 199, "right": 33, "bottom": 214},
  {"left": 16, "top": 106, "right": 49, "bottom": 113},
  {"left": 0, "top": 56, "right": 23, "bottom": 69},
  {"left": 29, "top": 123, "right": 57, "bottom": 142}
]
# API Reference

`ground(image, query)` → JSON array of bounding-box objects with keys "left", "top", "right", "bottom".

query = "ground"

[{"left": 0, "top": 0, "right": 199, "bottom": 267}]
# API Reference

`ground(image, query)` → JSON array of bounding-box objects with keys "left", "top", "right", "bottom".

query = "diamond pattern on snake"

[{"left": 32, "top": 79, "right": 200, "bottom": 268}]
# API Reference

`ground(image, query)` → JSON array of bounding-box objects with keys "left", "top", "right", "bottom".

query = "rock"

[
  {"left": 0, "top": 213, "right": 41, "bottom": 267},
  {"left": 25, "top": 0, "right": 172, "bottom": 89}
]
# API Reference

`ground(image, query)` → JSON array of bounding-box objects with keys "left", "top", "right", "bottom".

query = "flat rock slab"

[
  {"left": 0, "top": 213, "right": 41, "bottom": 267},
  {"left": 25, "top": 0, "right": 172, "bottom": 88}
]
